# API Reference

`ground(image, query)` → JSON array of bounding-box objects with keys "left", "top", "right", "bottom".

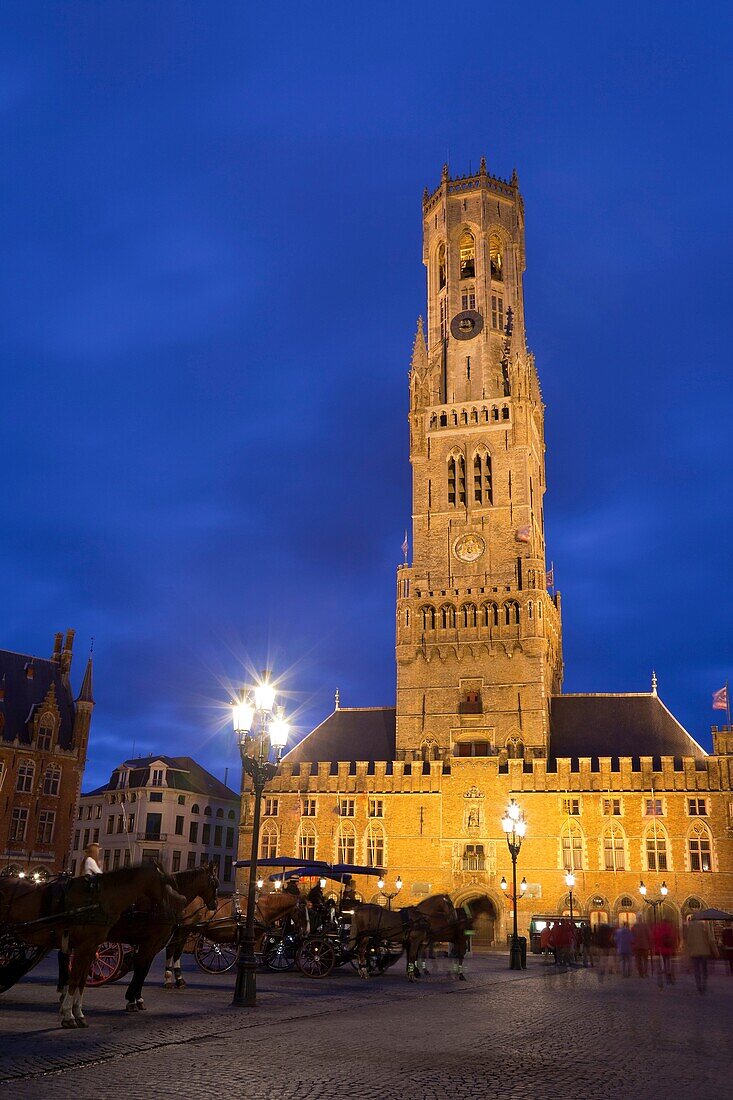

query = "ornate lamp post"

[
  {"left": 501, "top": 799, "right": 527, "bottom": 970},
  {"left": 377, "top": 874, "right": 403, "bottom": 910},
  {"left": 231, "top": 673, "right": 290, "bottom": 1008},
  {"left": 639, "top": 879, "right": 668, "bottom": 921}
]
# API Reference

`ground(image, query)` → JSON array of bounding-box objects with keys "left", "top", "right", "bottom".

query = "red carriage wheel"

[
  {"left": 86, "top": 941, "right": 125, "bottom": 985},
  {"left": 296, "top": 936, "right": 336, "bottom": 978}
]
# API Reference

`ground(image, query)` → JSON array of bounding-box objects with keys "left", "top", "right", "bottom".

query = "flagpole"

[{"left": 727, "top": 679, "right": 731, "bottom": 728}]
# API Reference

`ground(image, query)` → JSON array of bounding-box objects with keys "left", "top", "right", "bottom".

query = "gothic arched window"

[
  {"left": 489, "top": 236, "right": 503, "bottom": 281},
  {"left": 260, "top": 821, "right": 279, "bottom": 860},
  {"left": 336, "top": 822, "right": 356, "bottom": 864},
  {"left": 420, "top": 738, "right": 440, "bottom": 762},
  {"left": 504, "top": 601, "right": 520, "bottom": 625},
  {"left": 365, "top": 821, "right": 386, "bottom": 868},
  {"left": 481, "top": 602, "right": 499, "bottom": 628},
  {"left": 437, "top": 242, "right": 446, "bottom": 290},
  {"left": 440, "top": 604, "right": 456, "bottom": 630},
  {"left": 448, "top": 455, "right": 466, "bottom": 507},
  {"left": 688, "top": 822, "right": 713, "bottom": 872},
  {"left": 461, "top": 603, "right": 477, "bottom": 629},
  {"left": 644, "top": 824, "right": 669, "bottom": 872},
  {"left": 298, "top": 821, "right": 317, "bottom": 863},
  {"left": 37, "top": 716, "right": 54, "bottom": 752},
  {"left": 459, "top": 230, "right": 475, "bottom": 279},
  {"left": 603, "top": 824, "right": 626, "bottom": 871},
  {"left": 473, "top": 451, "right": 493, "bottom": 505},
  {"left": 421, "top": 605, "right": 436, "bottom": 632},
  {"left": 561, "top": 823, "right": 584, "bottom": 871}
]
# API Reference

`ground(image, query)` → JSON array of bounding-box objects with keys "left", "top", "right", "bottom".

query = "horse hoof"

[
  {"left": 175, "top": 979, "right": 186, "bottom": 990},
  {"left": 125, "top": 1002, "right": 137, "bottom": 1013},
  {"left": 74, "top": 1015, "right": 89, "bottom": 1028},
  {"left": 136, "top": 1000, "right": 146, "bottom": 1011},
  {"left": 61, "top": 1018, "right": 77, "bottom": 1029},
  {"left": 458, "top": 973, "right": 467, "bottom": 982}
]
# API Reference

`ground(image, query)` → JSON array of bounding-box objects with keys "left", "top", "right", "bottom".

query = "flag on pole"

[
  {"left": 516, "top": 525, "right": 531, "bottom": 543},
  {"left": 401, "top": 530, "right": 409, "bottom": 562},
  {"left": 545, "top": 565, "right": 554, "bottom": 588},
  {"left": 712, "top": 685, "right": 728, "bottom": 711}
]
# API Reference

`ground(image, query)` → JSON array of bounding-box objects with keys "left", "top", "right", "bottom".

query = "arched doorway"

[
  {"left": 587, "top": 894, "right": 610, "bottom": 928},
  {"left": 454, "top": 891, "right": 500, "bottom": 948}
]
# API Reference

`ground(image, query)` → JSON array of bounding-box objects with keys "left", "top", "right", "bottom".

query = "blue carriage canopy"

[{"left": 268, "top": 862, "right": 387, "bottom": 883}]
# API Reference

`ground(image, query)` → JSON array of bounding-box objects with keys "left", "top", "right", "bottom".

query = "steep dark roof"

[
  {"left": 83, "top": 755, "right": 239, "bottom": 800},
  {"left": 0, "top": 649, "right": 75, "bottom": 748},
  {"left": 77, "top": 657, "right": 94, "bottom": 704},
  {"left": 285, "top": 707, "right": 396, "bottom": 764},
  {"left": 549, "top": 694, "right": 706, "bottom": 761}
]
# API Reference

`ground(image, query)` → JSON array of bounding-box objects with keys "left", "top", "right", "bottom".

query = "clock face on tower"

[
  {"left": 453, "top": 532, "right": 486, "bottom": 563},
  {"left": 450, "top": 309, "right": 484, "bottom": 340}
]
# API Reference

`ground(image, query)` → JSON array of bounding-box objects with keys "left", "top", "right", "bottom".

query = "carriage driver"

[
  {"left": 306, "top": 879, "right": 327, "bottom": 930},
  {"left": 82, "top": 843, "right": 103, "bottom": 876}
]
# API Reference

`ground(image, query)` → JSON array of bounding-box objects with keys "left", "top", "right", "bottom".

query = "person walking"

[
  {"left": 652, "top": 917, "right": 679, "bottom": 985},
  {"left": 580, "top": 922, "right": 593, "bottom": 967},
  {"left": 683, "top": 918, "right": 717, "bottom": 994},
  {"left": 594, "top": 922, "right": 615, "bottom": 980},
  {"left": 614, "top": 923, "right": 633, "bottom": 977},
  {"left": 631, "top": 919, "right": 651, "bottom": 977}
]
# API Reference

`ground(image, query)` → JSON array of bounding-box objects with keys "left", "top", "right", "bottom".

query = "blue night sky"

[{"left": 2, "top": 3, "right": 732, "bottom": 788}]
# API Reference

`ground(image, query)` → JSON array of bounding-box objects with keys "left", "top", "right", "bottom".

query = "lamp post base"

[
  {"left": 232, "top": 948, "right": 258, "bottom": 1007},
  {"left": 509, "top": 936, "right": 523, "bottom": 971}
]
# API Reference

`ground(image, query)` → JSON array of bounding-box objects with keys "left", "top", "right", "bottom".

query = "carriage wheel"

[
  {"left": 348, "top": 940, "right": 401, "bottom": 975},
  {"left": 86, "top": 941, "right": 125, "bottom": 986},
  {"left": 0, "top": 934, "right": 47, "bottom": 994},
  {"left": 296, "top": 937, "right": 336, "bottom": 979},
  {"left": 262, "top": 934, "right": 296, "bottom": 972},
  {"left": 194, "top": 936, "right": 238, "bottom": 974}
]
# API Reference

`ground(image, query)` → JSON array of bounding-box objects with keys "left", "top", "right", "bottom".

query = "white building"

[{"left": 73, "top": 755, "right": 239, "bottom": 889}]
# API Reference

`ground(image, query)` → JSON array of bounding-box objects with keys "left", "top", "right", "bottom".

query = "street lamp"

[
  {"left": 501, "top": 798, "right": 527, "bottom": 971},
  {"left": 231, "top": 671, "right": 290, "bottom": 1007},
  {"left": 565, "top": 870, "right": 575, "bottom": 927},
  {"left": 639, "top": 879, "right": 668, "bottom": 920},
  {"left": 378, "top": 874, "right": 403, "bottom": 910}
]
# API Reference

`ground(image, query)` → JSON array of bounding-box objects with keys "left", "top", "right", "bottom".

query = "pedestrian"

[
  {"left": 580, "top": 922, "right": 593, "bottom": 967},
  {"left": 631, "top": 919, "right": 651, "bottom": 978},
  {"left": 82, "top": 842, "right": 103, "bottom": 876},
  {"left": 555, "top": 919, "right": 575, "bottom": 967},
  {"left": 540, "top": 923, "right": 552, "bottom": 963},
  {"left": 594, "top": 922, "right": 615, "bottom": 980},
  {"left": 683, "top": 918, "right": 717, "bottom": 994},
  {"left": 652, "top": 918, "right": 679, "bottom": 985},
  {"left": 614, "top": 923, "right": 633, "bottom": 977},
  {"left": 547, "top": 921, "right": 559, "bottom": 965}
]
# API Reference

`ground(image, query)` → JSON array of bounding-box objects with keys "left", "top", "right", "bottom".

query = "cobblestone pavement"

[{"left": 1, "top": 952, "right": 732, "bottom": 1099}]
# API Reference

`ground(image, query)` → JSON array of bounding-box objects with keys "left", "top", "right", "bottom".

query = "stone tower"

[{"left": 396, "top": 161, "right": 563, "bottom": 762}]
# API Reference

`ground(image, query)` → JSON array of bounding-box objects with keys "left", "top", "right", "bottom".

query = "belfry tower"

[{"left": 396, "top": 160, "right": 563, "bottom": 761}]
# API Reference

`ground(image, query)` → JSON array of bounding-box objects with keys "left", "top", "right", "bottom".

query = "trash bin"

[{"left": 518, "top": 935, "right": 527, "bottom": 969}]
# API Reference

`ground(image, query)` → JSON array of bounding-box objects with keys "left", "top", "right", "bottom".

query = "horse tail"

[{"left": 347, "top": 910, "right": 361, "bottom": 950}]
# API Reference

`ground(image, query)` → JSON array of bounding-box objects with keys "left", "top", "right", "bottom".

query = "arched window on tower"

[
  {"left": 437, "top": 242, "right": 446, "bottom": 291},
  {"left": 473, "top": 451, "right": 493, "bottom": 505},
  {"left": 489, "top": 236, "right": 503, "bottom": 281},
  {"left": 420, "top": 738, "right": 440, "bottom": 762},
  {"left": 459, "top": 230, "right": 475, "bottom": 279},
  {"left": 504, "top": 601, "right": 520, "bottom": 626},
  {"left": 421, "top": 605, "right": 436, "bottom": 632},
  {"left": 440, "top": 604, "right": 456, "bottom": 630},
  {"left": 448, "top": 455, "right": 466, "bottom": 506}
]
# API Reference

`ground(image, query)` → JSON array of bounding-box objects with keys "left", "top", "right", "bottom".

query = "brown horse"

[
  {"left": 348, "top": 901, "right": 438, "bottom": 980},
  {"left": 0, "top": 864, "right": 185, "bottom": 1028},
  {"left": 417, "top": 893, "right": 495, "bottom": 979},
  {"left": 163, "top": 889, "right": 304, "bottom": 978},
  {"left": 66, "top": 863, "right": 219, "bottom": 1011}
]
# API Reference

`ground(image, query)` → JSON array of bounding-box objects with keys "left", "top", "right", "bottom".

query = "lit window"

[
  {"left": 459, "top": 230, "right": 475, "bottom": 279},
  {"left": 688, "top": 824, "right": 712, "bottom": 872},
  {"left": 561, "top": 824, "right": 583, "bottom": 871},
  {"left": 462, "top": 843, "right": 485, "bottom": 871},
  {"left": 489, "top": 238, "right": 503, "bottom": 281},
  {"left": 603, "top": 825, "right": 625, "bottom": 871},
  {"left": 645, "top": 830, "right": 668, "bottom": 872},
  {"left": 437, "top": 242, "right": 446, "bottom": 290}
]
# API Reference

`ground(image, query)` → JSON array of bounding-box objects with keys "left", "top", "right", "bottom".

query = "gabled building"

[
  {"left": 238, "top": 162, "right": 733, "bottom": 942},
  {"left": 0, "top": 630, "right": 94, "bottom": 876},
  {"left": 76, "top": 755, "right": 239, "bottom": 888}
]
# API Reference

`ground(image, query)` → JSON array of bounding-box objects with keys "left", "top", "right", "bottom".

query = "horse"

[
  {"left": 0, "top": 863, "right": 185, "bottom": 1029},
  {"left": 80, "top": 862, "right": 219, "bottom": 1011},
  {"left": 417, "top": 893, "right": 495, "bottom": 980},
  {"left": 163, "top": 888, "right": 305, "bottom": 981},
  {"left": 348, "top": 901, "right": 435, "bottom": 981}
]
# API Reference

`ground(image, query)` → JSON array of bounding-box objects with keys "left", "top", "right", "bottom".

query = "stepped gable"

[
  {"left": 549, "top": 693, "right": 707, "bottom": 762},
  {"left": 0, "top": 649, "right": 75, "bottom": 748},
  {"left": 285, "top": 707, "right": 396, "bottom": 765}
]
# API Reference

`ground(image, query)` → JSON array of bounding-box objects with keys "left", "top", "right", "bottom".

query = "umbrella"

[{"left": 691, "top": 907, "right": 733, "bottom": 921}]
